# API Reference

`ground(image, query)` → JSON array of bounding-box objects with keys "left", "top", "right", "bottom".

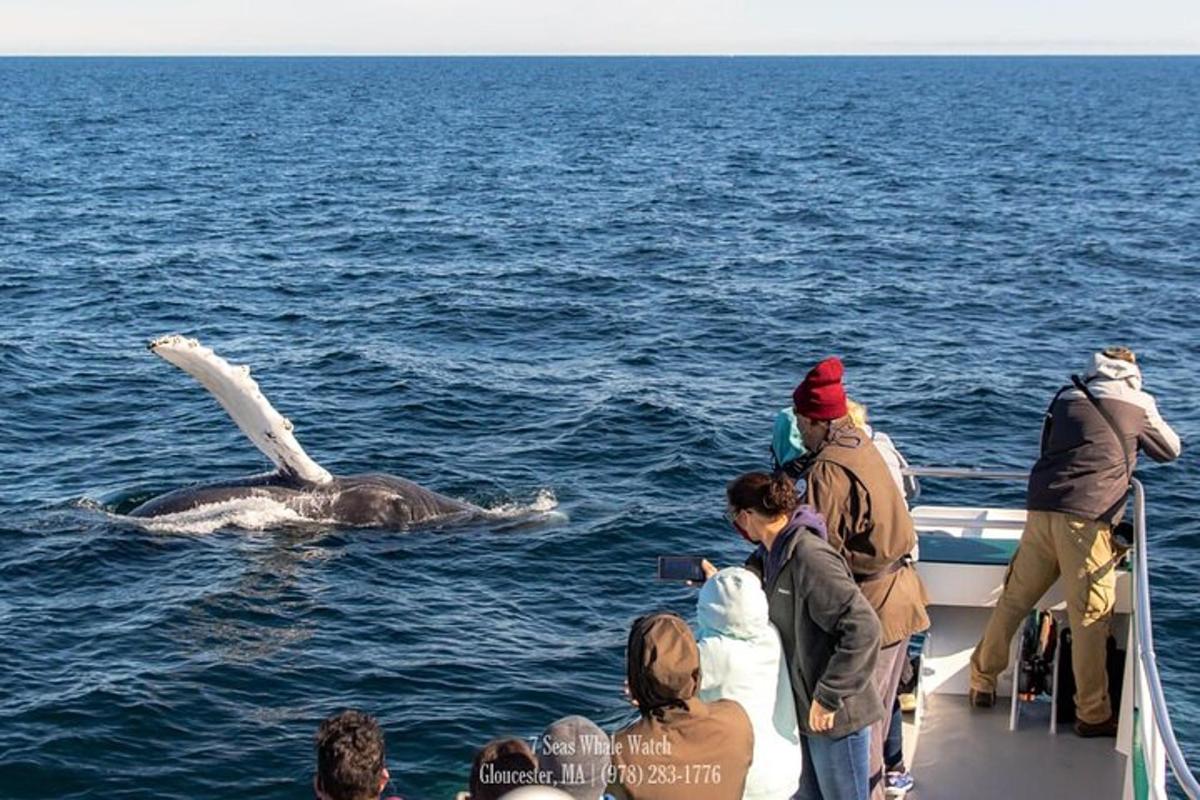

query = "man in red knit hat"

[
  {"left": 791, "top": 357, "right": 929, "bottom": 800},
  {"left": 793, "top": 357, "right": 849, "bottom": 421}
]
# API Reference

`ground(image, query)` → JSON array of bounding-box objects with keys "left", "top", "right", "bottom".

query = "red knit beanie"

[{"left": 792, "top": 357, "right": 848, "bottom": 421}]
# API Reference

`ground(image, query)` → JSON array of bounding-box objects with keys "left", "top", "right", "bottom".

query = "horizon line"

[{"left": 3, "top": 51, "right": 1200, "bottom": 58}]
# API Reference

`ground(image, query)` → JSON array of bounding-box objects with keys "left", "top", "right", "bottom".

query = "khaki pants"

[{"left": 969, "top": 509, "right": 1118, "bottom": 724}]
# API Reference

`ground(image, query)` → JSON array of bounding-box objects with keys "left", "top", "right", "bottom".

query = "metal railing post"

[{"left": 1130, "top": 479, "right": 1200, "bottom": 799}]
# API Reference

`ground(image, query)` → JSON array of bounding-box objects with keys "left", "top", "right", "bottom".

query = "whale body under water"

[{"left": 127, "top": 335, "right": 479, "bottom": 528}]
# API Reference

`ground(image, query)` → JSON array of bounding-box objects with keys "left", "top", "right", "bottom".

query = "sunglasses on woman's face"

[{"left": 724, "top": 507, "right": 744, "bottom": 523}]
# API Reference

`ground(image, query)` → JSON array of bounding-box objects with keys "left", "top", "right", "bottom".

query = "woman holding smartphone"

[{"left": 718, "top": 471, "right": 884, "bottom": 800}]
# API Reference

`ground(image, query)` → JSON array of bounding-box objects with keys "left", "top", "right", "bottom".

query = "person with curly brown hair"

[{"left": 314, "top": 710, "right": 402, "bottom": 800}]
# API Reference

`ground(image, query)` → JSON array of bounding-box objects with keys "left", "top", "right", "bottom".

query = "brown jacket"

[
  {"left": 610, "top": 614, "right": 753, "bottom": 800},
  {"left": 804, "top": 423, "right": 930, "bottom": 646}
]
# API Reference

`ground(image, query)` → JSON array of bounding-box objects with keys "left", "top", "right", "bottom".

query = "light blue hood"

[
  {"left": 696, "top": 567, "right": 802, "bottom": 799},
  {"left": 697, "top": 567, "right": 771, "bottom": 641},
  {"left": 771, "top": 407, "right": 806, "bottom": 468}
]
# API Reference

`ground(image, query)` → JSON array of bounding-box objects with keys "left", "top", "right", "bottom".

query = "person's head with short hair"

[
  {"left": 314, "top": 710, "right": 390, "bottom": 800},
  {"left": 535, "top": 716, "right": 610, "bottom": 800},
  {"left": 469, "top": 737, "right": 539, "bottom": 800}
]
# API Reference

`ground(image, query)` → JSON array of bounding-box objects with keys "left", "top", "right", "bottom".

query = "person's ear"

[{"left": 313, "top": 774, "right": 326, "bottom": 799}]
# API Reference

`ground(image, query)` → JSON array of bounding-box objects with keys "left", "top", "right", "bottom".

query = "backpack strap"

[
  {"left": 1070, "top": 374, "right": 1134, "bottom": 485},
  {"left": 1040, "top": 384, "right": 1072, "bottom": 456}
]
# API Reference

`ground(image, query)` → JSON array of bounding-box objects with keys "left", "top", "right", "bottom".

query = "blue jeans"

[
  {"left": 795, "top": 726, "right": 871, "bottom": 800},
  {"left": 884, "top": 697, "right": 904, "bottom": 771}
]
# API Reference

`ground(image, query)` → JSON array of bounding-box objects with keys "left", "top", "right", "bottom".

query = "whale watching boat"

[{"left": 900, "top": 467, "right": 1198, "bottom": 800}]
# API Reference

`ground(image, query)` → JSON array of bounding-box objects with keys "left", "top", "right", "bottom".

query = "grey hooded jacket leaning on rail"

[{"left": 1027, "top": 351, "right": 1182, "bottom": 525}]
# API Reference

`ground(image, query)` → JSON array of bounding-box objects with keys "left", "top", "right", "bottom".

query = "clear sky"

[{"left": 3, "top": 0, "right": 1198, "bottom": 55}]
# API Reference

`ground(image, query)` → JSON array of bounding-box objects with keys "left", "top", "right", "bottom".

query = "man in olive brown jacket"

[
  {"left": 792, "top": 357, "right": 930, "bottom": 800},
  {"left": 609, "top": 613, "right": 754, "bottom": 800}
]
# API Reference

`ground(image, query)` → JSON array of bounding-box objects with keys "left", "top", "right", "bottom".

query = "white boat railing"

[
  {"left": 1130, "top": 478, "right": 1200, "bottom": 800},
  {"left": 906, "top": 466, "right": 1199, "bottom": 800}
]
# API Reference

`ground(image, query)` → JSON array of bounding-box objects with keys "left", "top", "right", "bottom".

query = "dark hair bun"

[
  {"left": 727, "top": 471, "right": 798, "bottom": 517},
  {"left": 765, "top": 473, "right": 798, "bottom": 515}
]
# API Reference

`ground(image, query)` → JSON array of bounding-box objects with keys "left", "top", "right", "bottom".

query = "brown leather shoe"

[
  {"left": 968, "top": 688, "right": 995, "bottom": 708},
  {"left": 1074, "top": 715, "right": 1119, "bottom": 737}
]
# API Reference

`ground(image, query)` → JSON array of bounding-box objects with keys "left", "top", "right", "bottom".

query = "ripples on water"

[{"left": 0, "top": 57, "right": 1198, "bottom": 799}]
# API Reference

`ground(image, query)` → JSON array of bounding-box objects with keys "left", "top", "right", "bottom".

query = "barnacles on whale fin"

[
  {"left": 148, "top": 333, "right": 198, "bottom": 352},
  {"left": 149, "top": 333, "right": 183, "bottom": 351}
]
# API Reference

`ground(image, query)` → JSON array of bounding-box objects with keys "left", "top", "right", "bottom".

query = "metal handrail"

[
  {"left": 1131, "top": 478, "right": 1200, "bottom": 799},
  {"left": 905, "top": 466, "right": 1029, "bottom": 481},
  {"left": 906, "top": 465, "right": 1199, "bottom": 797}
]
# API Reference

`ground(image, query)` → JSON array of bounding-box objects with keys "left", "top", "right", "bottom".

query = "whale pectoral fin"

[{"left": 148, "top": 334, "right": 333, "bottom": 485}]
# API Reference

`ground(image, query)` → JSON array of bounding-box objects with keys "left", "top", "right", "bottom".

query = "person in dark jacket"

[
  {"left": 609, "top": 613, "right": 754, "bottom": 800},
  {"left": 726, "top": 471, "right": 884, "bottom": 800},
  {"left": 970, "top": 347, "right": 1182, "bottom": 736}
]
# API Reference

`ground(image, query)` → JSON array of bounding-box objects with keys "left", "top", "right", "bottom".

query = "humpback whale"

[{"left": 127, "top": 335, "right": 478, "bottom": 528}]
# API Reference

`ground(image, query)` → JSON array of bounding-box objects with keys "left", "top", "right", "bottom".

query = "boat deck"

[{"left": 906, "top": 694, "right": 1125, "bottom": 800}]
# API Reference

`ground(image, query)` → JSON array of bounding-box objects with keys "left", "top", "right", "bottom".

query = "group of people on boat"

[{"left": 310, "top": 347, "right": 1181, "bottom": 800}]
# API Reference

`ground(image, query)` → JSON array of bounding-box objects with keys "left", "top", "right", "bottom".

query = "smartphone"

[{"left": 657, "top": 555, "right": 706, "bottom": 582}]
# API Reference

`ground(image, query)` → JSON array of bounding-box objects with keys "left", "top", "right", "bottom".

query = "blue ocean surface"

[{"left": 0, "top": 56, "right": 1198, "bottom": 799}]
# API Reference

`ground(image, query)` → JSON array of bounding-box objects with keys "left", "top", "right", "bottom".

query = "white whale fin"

[{"left": 148, "top": 334, "right": 334, "bottom": 485}]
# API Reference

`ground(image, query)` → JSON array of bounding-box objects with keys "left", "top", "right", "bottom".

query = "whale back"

[
  {"left": 325, "top": 473, "right": 475, "bottom": 526},
  {"left": 127, "top": 472, "right": 474, "bottom": 527}
]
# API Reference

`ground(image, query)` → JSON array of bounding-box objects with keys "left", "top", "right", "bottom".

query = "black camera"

[{"left": 1112, "top": 520, "right": 1134, "bottom": 550}]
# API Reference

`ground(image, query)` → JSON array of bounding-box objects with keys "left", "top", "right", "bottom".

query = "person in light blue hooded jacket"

[{"left": 696, "top": 567, "right": 803, "bottom": 800}]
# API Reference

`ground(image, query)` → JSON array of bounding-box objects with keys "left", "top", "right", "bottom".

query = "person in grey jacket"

[
  {"left": 723, "top": 471, "right": 884, "bottom": 800},
  {"left": 970, "top": 347, "right": 1181, "bottom": 737}
]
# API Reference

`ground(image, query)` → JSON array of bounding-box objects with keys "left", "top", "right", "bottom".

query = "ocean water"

[{"left": 0, "top": 57, "right": 1197, "bottom": 799}]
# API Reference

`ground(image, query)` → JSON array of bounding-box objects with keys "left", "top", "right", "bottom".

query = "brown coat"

[
  {"left": 609, "top": 614, "right": 753, "bottom": 800},
  {"left": 804, "top": 424, "right": 930, "bottom": 646}
]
